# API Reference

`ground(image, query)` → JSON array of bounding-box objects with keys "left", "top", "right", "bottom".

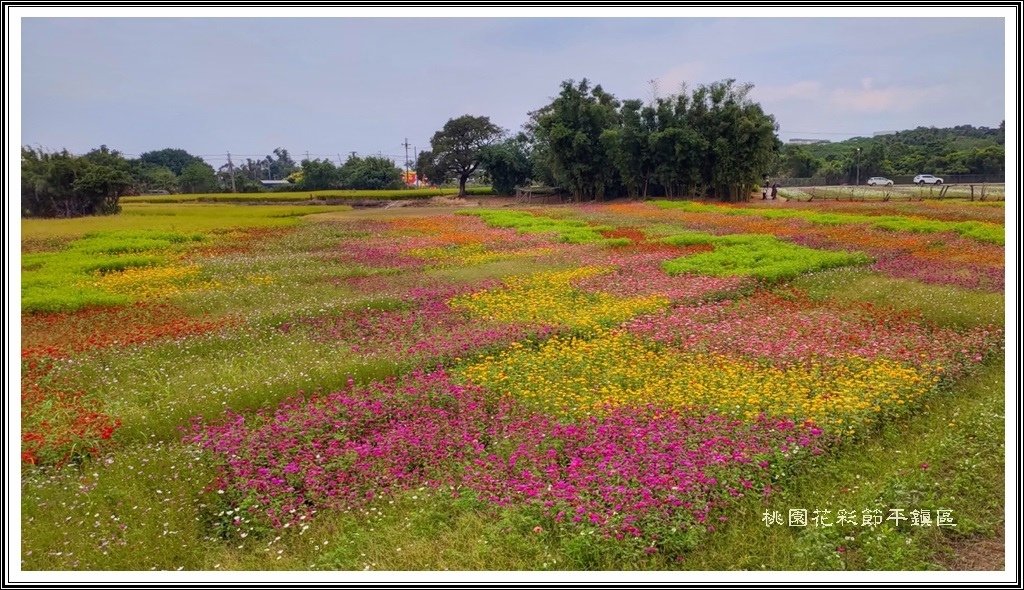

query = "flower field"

[{"left": 20, "top": 199, "right": 1005, "bottom": 571}]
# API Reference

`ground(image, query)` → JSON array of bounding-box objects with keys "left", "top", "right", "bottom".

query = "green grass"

[
  {"left": 122, "top": 187, "right": 494, "bottom": 204},
  {"left": 56, "top": 329, "right": 403, "bottom": 443},
  {"left": 22, "top": 230, "right": 208, "bottom": 313},
  {"left": 20, "top": 204, "right": 367, "bottom": 313},
  {"left": 654, "top": 200, "right": 1005, "bottom": 245},
  {"left": 792, "top": 268, "right": 1004, "bottom": 329},
  {"left": 460, "top": 209, "right": 630, "bottom": 246},
  {"left": 22, "top": 203, "right": 355, "bottom": 241},
  {"left": 777, "top": 185, "right": 1005, "bottom": 203},
  {"left": 660, "top": 232, "right": 870, "bottom": 282}
]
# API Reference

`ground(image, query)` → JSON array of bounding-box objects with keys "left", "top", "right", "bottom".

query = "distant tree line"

[
  {"left": 289, "top": 155, "right": 403, "bottom": 191},
  {"left": 778, "top": 123, "right": 1005, "bottom": 183},
  {"left": 21, "top": 144, "right": 405, "bottom": 217},
  {"left": 26, "top": 77, "right": 1004, "bottom": 217}
]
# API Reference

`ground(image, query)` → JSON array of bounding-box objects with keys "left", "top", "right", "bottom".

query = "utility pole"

[
  {"left": 337, "top": 153, "right": 343, "bottom": 166},
  {"left": 402, "top": 137, "right": 411, "bottom": 185},
  {"left": 855, "top": 147, "right": 861, "bottom": 186},
  {"left": 226, "top": 151, "right": 236, "bottom": 193}
]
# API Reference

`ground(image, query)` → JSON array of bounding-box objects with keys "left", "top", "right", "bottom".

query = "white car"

[
  {"left": 866, "top": 177, "right": 894, "bottom": 186},
  {"left": 913, "top": 174, "right": 944, "bottom": 185}
]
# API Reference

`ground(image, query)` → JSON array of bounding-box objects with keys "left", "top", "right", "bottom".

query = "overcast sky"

[{"left": 21, "top": 17, "right": 1005, "bottom": 168}]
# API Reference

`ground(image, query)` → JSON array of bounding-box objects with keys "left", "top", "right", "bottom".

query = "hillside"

[{"left": 781, "top": 123, "right": 1005, "bottom": 181}]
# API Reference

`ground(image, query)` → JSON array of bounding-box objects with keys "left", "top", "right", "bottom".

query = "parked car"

[
  {"left": 866, "top": 177, "right": 894, "bottom": 186},
  {"left": 913, "top": 174, "right": 944, "bottom": 185}
]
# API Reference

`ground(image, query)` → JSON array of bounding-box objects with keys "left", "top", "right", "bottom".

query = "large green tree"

[
  {"left": 601, "top": 99, "right": 656, "bottom": 198},
  {"left": 338, "top": 155, "right": 403, "bottom": 190},
  {"left": 688, "top": 80, "right": 781, "bottom": 201},
  {"left": 648, "top": 93, "right": 706, "bottom": 197},
  {"left": 781, "top": 145, "right": 822, "bottom": 178},
  {"left": 414, "top": 150, "right": 442, "bottom": 187},
  {"left": 479, "top": 136, "right": 533, "bottom": 195},
  {"left": 530, "top": 79, "right": 622, "bottom": 201},
  {"left": 22, "top": 145, "right": 134, "bottom": 217},
  {"left": 177, "top": 161, "right": 218, "bottom": 193},
  {"left": 298, "top": 158, "right": 339, "bottom": 190},
  {"left": 138, "top": 148, "right": 207, "bottom": 176},
  {"left": 264, "top": 148, "right": 298, "bottom": 180},
  {"left": 528, "top": 78, "right": 778, "bottom": 201},
  {"left": 132, "top": 162, "right": 178, "bottom": 193},
  {"left": 419, "top": 115, "right": 503, "bottom": 196}
]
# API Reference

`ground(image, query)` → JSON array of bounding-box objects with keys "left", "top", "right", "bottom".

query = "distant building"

[
  {"left": 872, "top": 130, "right": 897, "bottom": 137},
  {"left": 787, "top": 138, "right": 832, "bottom": 145},
  {"left": 259, "top": 179, "right": 292, "bottom": 188}
]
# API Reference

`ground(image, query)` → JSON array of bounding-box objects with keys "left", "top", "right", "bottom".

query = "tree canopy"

[
  {"left": 478, "top": 136, "right": 533, "bottom": 195},
  {"left": 338, "top": 155, "right": 403, "bottom": 190},
  {"left": 296, "top": 155, "right": 404, "bottom": 191},
  {"left": 22, "top": 145, "right": 134, "bottom": 217},
  {"left": 526, "top": 78, "right": 780, "bottom": 201},
  {"left": 418, "top": 115, "right": 504, "bottom": 196},
  {"left": 138, "top": 148, "right": 207, "bottom": 176}
]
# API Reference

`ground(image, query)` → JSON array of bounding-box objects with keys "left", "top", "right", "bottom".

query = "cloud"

[
  {"left": 751, "top": 81, "right": 823, "bottom": 102},
  {"left": 653, "top": 62, "right": 705, "bottom": 96},
  {"left": 829, "top": 84, "right": 947, "bottom": 113}
]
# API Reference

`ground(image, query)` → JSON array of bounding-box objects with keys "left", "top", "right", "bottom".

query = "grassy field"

[
  {"left": 121, "top": 186, "right": 495, "bottom": 204},
  {"left": 778, "top": 184, "right": 1005, "bottom": 202},
  {"left": 19, "top": 198, "right": 1005, "bottom": 571}
]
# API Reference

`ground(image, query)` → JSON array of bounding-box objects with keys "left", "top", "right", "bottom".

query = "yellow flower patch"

[
  {"left": 90, "top": 264, "right": 220, "bottom": 299},
  {"left": 408, "top": 244, "right": 555, "bottom": 268},
  {"left": 460, "top": 330, "right": 934, "bottom": 435},
  {"left": 450, "top": 268, "right": 669, "bottom": 331}
]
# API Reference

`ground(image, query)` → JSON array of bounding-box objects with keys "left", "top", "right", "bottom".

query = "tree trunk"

[{"left": 458, "top": 175, "right": 468, "bottom": 197}]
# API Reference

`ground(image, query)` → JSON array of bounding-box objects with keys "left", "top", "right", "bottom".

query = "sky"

[{"left": 19, "top": 16, "right": 1006, "bottom": 169}]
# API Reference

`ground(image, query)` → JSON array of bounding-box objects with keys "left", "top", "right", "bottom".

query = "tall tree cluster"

[
  {"left": 415, "top": 79, "right": 780, "bottom": 201},
  {"left": 515, "top": 78, "right": 779, "bottom": 201},
  {"left": 22, "top": 146, "right": 135, "bottom": 217},
  {"left": 413, "top": 78, "right": 774, "bottom": 200}
]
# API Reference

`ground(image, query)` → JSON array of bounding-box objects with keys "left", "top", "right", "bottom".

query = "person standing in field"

[{"left": 770, "top": 183, "right": 779, "bottom": 200}]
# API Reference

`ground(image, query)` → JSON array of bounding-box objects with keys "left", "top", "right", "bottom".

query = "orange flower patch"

[
  {"left": 22, "top": 356, "right": 121, "bottom": 466},
  {"left": 599, "top": 226, "right": 714, "bottom": 255},
  {"left": 22, "top": 302, "right": 235, "bottom": 360},
  {"left": 187, "top": 227, "right": 293, "bottom": 258}
]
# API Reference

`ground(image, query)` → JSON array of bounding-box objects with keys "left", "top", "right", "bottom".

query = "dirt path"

[{"left": 936, "top": 526, "right": 1005, "bottom": 570}]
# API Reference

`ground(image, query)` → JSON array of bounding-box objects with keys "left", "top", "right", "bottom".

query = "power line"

[{"left": 779, "top": 130, "right": 872, "bottom": 136}]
